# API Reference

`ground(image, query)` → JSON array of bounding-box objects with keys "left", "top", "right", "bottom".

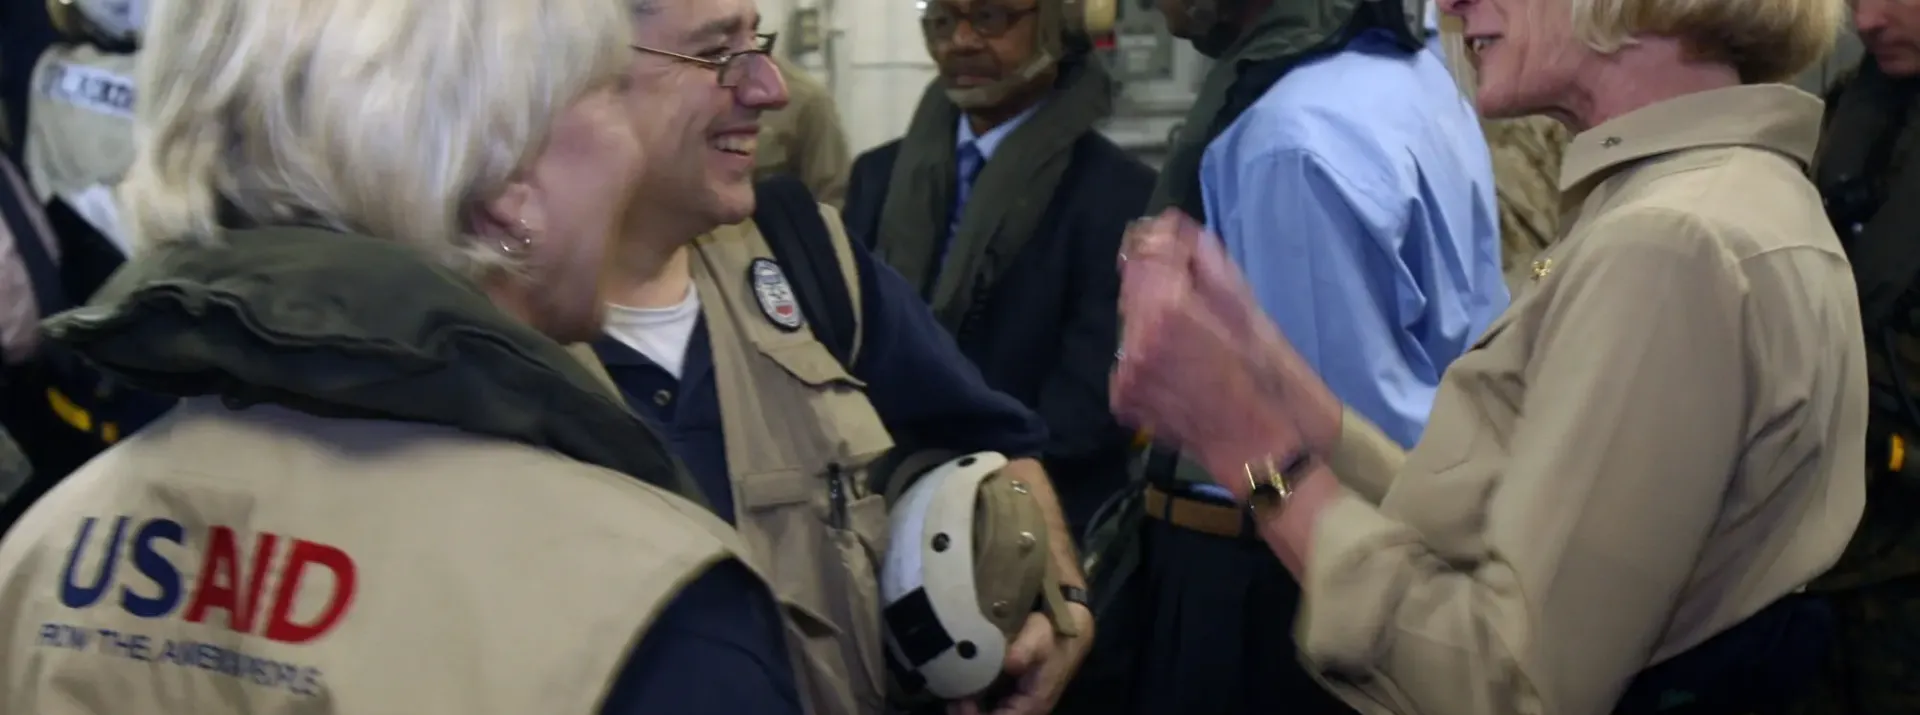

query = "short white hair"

[
  {"left": 121, "top": 0, "right": 639, "bottom": 275},
  {"left": 1438, "top": 0, "right": 1841, "bottom": 92}
]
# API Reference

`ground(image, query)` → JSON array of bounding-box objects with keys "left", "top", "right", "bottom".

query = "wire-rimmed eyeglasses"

[
  {"left": 920, "top": 5, "right": 1037, "bottom": 40},
  {"left": 631, "top": 32, "right": 779, "bottom": 88}
]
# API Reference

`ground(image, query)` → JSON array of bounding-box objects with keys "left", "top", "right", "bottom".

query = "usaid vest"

[
  {"left": 24, "top": 44, "right": 135, "bottom": 252},
  {"left": 691, "top": 203, "right": 897, "bottom": 714},
  {"left": 0, "top": 399, "right": 753, "bottom": 714}
]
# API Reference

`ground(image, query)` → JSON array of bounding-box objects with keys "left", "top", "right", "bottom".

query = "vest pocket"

[
  {"left": 832, "top": 492, "right": 891, "bottom": 706},
  {"left": 760, "top": 340, "right": 868, "bottom": 389},
  {"left": 740, "top": 468, "right": 891, "bottom": 714}
]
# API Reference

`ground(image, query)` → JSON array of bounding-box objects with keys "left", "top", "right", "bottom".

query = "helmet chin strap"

[{"left": 944, "top": 49, "right": 1058, "bottom": 111}]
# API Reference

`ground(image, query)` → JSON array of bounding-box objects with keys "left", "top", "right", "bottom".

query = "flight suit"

[
  {"left": 758, "top": 55, "right": 852, "bottom": 209},
  {"left": 1484, "top": 115, "right": 1572, "bottom": 292},
  {"left": 1797, "top": 60, "right": 1920, "bottom": 715}
]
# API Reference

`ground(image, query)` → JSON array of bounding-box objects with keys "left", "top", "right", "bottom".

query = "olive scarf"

[{"left": 873, "top": 57, "right": 1115, "bottom": 331}]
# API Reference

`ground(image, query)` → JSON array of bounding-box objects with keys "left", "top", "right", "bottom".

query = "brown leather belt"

[{"left": 1142, "top": 484, "right": 1250, "bottom": 539}]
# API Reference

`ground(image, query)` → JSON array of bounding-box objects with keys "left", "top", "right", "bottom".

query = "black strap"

[
  {"left": 0, "top": 166, "right": 68, "bottom": 319},
  {"left": 755, "top": 175, "right": 857, "bottom": 368}
]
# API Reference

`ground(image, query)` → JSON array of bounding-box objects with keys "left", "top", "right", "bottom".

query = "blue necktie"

[{"left": 939, "top": 142, "right": 985, "bottom": 269}]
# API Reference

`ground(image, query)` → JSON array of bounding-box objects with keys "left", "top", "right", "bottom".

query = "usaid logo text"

[
  {"left": 39, "top": 62, "right": 136, "bottom": 119},
  {"left": 59, "top": 516, "right": 358, "bottom": 644}
]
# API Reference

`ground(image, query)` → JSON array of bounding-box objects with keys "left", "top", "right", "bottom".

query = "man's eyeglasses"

[
  {"left": 920, "top": 5, "right": 1037, "bottom": 40},
  {"left": 631, "top": 32, "right": 779, "bottom": 88}
]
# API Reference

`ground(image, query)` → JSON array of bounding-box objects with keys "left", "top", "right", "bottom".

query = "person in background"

[
  {"left": 757, "top": 53, "right": 852, "bottom": 207},
  {"left": 1434, "top": 0, "right": 1572, "bottom": 291},
  {"left": 1091, "top": 0, "right": 1506, "bottom": 708},
  {"left": 1482, "top": 116, "right": 1572, "bottom": 289},
  {"left": 1801, "top": 0, "right": 1920, "bottom": 710},
  {"left": 1111, "top": 0, "right": 1859, "bottom": 707},
  {"left": 842, "top": 0, "right": 1154, "bottom": 534},
  {"left": 0, "top": 152, "right": 51, "bottom": 511},
  {"left": 0, "top": 0, "right": 62, "bottom": 162},
  {"left": 0, "top": 0, "right": 175, "bottom": 519},
  {"left": 0, "top": 0, "right": 807, "bottom": 712},
  {"left": 595, "top": 0, "right": 1095, "bottom": 710}
]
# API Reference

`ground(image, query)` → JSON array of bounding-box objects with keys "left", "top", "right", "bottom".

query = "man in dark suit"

[{"left": 842, "top": 0, "right": 1154, "bottom": 536}]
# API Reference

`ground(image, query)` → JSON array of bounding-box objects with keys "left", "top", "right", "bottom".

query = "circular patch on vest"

[{"left": 748, "top": 258, "right": 805, "bottom": 332}]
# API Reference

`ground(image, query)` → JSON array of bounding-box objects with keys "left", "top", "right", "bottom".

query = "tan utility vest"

[
  {"left": 24, "top": 43, "right": 136, "bottom": 251},
  {"left": 0, "top": 398, "right": 763, "bottom": 715},
  {"left": 25, "top": 44, "right": 135, "bottom": 202},
  {"left": 689, "top": 203, "right": 899, "bottom": 714}
]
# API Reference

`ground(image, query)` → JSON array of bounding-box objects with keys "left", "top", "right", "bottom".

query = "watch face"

[
  {"left": 1246, "top": 466, "right": 1289, "bottom": 510},
  {"left": 1249, "top": 484, "right": 1283, "bottom": 510}
]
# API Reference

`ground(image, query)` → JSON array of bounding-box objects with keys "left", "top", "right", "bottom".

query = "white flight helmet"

[{"left": 879, "top": 451, "right": 1078, "bottom": 701}]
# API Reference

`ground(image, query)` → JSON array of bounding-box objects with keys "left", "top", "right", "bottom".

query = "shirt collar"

[
  {"left": 957, "top": 101, "right": 1045, "bottom": 160},
  {"left": 1559, "top": 84, "right": 1823, "bottom": 193}
]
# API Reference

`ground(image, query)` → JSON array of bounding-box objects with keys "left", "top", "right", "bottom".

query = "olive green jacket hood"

[{"left": 41, "top": 226, "right": 704, "bottom": 504}]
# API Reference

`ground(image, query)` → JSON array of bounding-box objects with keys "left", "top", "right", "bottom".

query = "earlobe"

[{"left": 479, "top": 182, "right": 548, "bottom": 237}]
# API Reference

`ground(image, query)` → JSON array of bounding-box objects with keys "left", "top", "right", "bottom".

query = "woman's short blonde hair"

[
  {"left": 1438, "top": 0, "right": 1842, "bottom": 91},
  {"left": 121, "top": 0, "right": 638, "bottom": 274},
  {"left": 1573, "top": 0, "right": 1842, "bottom": 82}
]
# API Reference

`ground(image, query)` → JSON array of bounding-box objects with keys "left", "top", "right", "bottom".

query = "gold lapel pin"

[{"left": 1530, "top": 258, "right": 1554, "bottom": 282}]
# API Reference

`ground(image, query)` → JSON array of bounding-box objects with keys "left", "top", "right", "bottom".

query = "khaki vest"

[
  {"left": 24, "top": 44, "right": 136, "bottom": 252},
  {"left": 0, "top": 398, "right": 758, "bottom": 715},
  {"left": 690, "top": 203, "right": 898, "bottom": 714},
  {"left": 25, "top": 44, "right": 136, "bottom": 202}
]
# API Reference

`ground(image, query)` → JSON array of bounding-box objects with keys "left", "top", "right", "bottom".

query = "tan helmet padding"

[{"left": 970, "top": 472, "right": 1081, "bottom": 639}]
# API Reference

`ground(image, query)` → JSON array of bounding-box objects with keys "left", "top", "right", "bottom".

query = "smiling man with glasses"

[{"left": 592, "top": 0, "right": 1093, "bottom": 714}]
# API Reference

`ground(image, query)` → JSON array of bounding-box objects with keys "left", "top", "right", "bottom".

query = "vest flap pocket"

[
  {"left": 760, "top": 340, "right": 867, "bottom": 389},
  {"left": 740, "top": 468, "right": 817, "bottom": 510},
  {"left": 782, "top": 596, "right": 843, "bottom": 638}
]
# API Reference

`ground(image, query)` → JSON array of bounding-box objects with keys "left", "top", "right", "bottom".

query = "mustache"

[{"left": 941, "top": 54, "right": 1002, "bottom": 78}]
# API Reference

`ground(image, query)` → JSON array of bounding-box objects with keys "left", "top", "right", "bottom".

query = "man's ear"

[{"left": 476, "top": 182, "right": 546, "bottom": 238}]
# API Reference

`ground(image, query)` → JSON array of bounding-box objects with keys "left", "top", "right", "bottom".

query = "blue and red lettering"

[{"left": 58, "top": 516, "right": 357, "bottom": 644}]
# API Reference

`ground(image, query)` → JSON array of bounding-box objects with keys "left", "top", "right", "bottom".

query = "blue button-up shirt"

[
  {"left": 1199, "top": 29, "right": 1507, "bottom": 452},
  {"left": 957, "top": 104, "right": 1041, "bottom": 166}
]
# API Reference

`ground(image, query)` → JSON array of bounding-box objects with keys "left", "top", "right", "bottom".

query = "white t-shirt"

[{"left": 603, "top": 287, "right": 702, "bottom": 379}]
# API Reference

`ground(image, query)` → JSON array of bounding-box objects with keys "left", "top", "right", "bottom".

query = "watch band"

[
  {"left": 1037, "top": 584, "right": 1094, "bottom": 622},
  {"left": 1059, "top": 584, "right": 1090, "bottom": 610}
]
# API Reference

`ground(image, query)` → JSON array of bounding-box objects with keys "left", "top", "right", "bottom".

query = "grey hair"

[{"left": 120, "top": 0, "right": 635, "bottom": 276}]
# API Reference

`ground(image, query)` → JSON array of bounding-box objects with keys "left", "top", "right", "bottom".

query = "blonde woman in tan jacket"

[{"left": 1110, "top": 0, "right": 1864, "bottom": 710}]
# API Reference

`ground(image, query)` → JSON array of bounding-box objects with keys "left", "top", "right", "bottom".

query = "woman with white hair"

[
  {"left": 1108, "top": 0, "right": 1864, "bottom": 711},
  {"left": 0, "top": 0, "right": 806, "bottom": 713}
]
